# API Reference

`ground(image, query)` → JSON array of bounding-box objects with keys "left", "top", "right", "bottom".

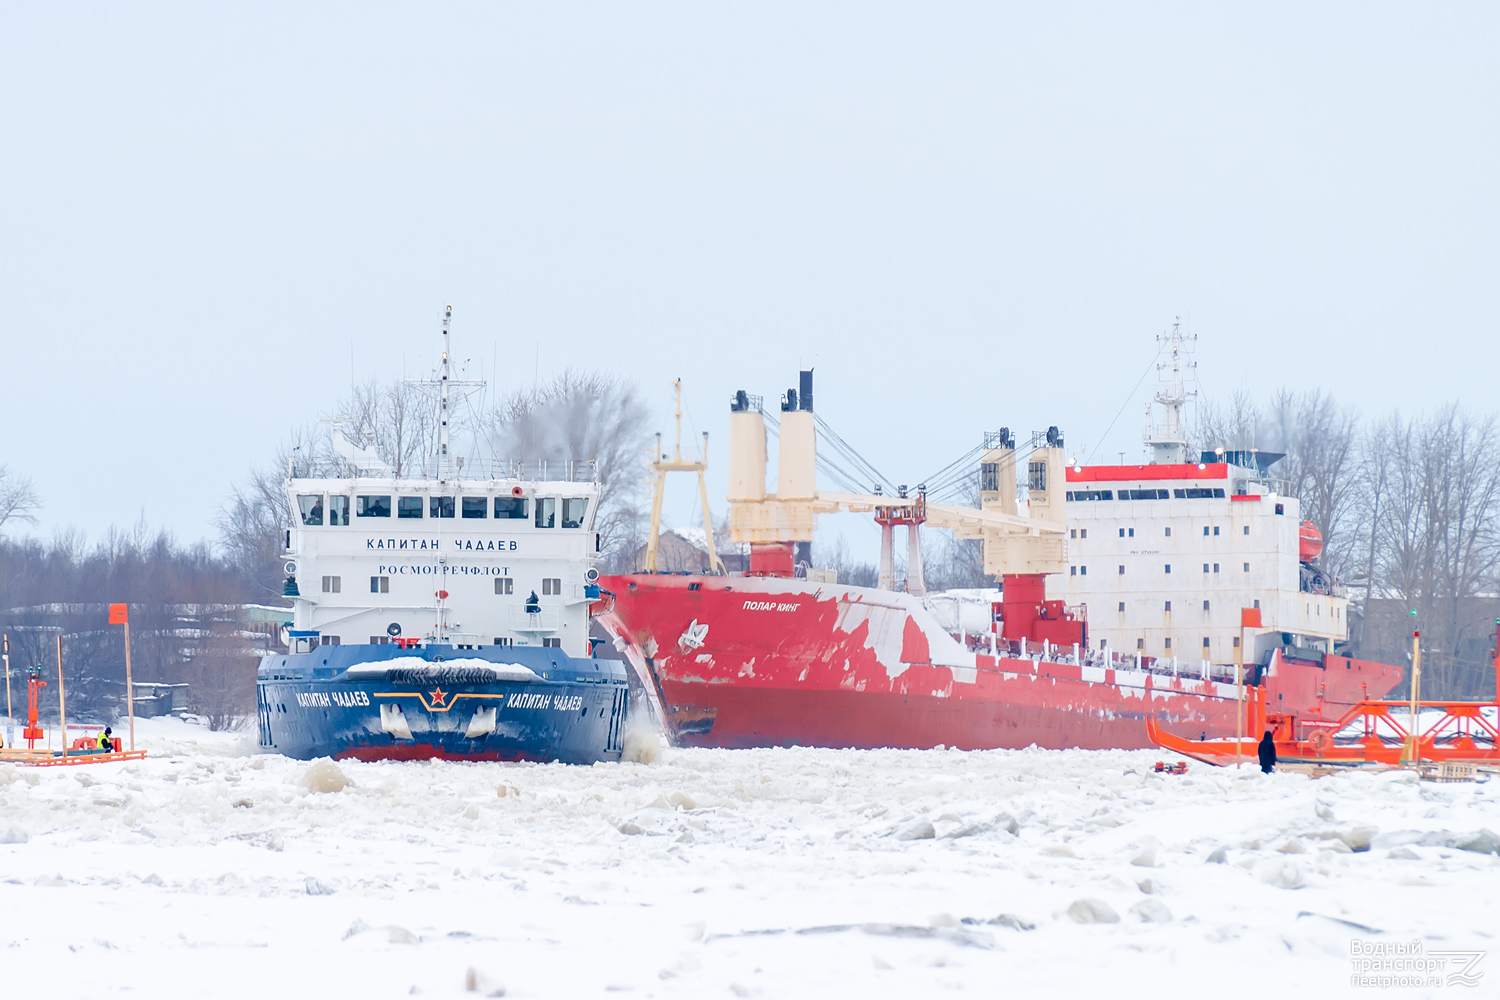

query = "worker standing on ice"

[{"left": 1258, "top": 731, "right": 1277, "bottom": 773}]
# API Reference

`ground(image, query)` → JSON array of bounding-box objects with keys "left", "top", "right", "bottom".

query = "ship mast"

[
  {"left": 1142, "top": 318, "right": 1197, "bottom": 464},
  {"left": 409, "top": 306, "right": 485, "bottom": 483}
]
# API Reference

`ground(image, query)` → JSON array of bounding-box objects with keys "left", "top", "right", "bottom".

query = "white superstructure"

[
  {"left": 278, "top": 307, "right": 603, "bottom": 657},
  {"left": 1052, "top": 462, "right": 1345, "bottom": 666},
  {"left": 281, "top": 471, "right": 602, "bottom": 655}
]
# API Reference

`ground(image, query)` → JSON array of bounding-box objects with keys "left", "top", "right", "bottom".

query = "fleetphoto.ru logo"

[{"left": 1350, "top": 939, "right": 1486, "bottom": 988}]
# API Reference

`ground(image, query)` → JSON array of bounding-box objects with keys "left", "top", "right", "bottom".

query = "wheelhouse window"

[
  {"left": 462, "top": 497, "right": 488, "bottom": 519},
  {"left": 495, "top": 496, "right": 529, "bottom": 519},
  {"left": 535, "top": 498, "right": 557, "bottom": 528},
  {"left": 430, "top": 496, "right": 455, "bottom": 518},
  {"left": 561, "top": 498, "right": 589, "bottom": 529},
  {"left": 397, "top": 496, "right": 423, "bottom": 519},
  {"left": 357, "top": 495, "right": 391, "bottom": 518},
  {"left": 328, "top": 496, "right": 350, "bottom": 525},
  {"left": 297, "top": 495, "right": 324, "bottom": 526}
]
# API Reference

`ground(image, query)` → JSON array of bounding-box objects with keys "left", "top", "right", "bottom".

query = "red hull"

[{"left": 598, "top": 574, "right": 1403, "bottom": 751}]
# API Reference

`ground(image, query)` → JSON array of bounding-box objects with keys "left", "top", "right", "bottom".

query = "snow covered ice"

[{"left": 3, "top": 718, "right": 1499, "bottom": 999}]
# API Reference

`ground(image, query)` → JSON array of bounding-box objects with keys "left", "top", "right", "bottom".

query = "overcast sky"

[{"left": 2, "top": 3, "right": 1495, "bottom": 556}]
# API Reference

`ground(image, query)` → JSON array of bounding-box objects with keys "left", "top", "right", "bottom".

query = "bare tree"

[
  {"left": 343, "top": 378, "right": 438, "bottom": 476},
  {"left": 183, "top": 619, "right": 257, "bottom": 731},
  {"left": 1266, "top": 390, "right": 1362, "bottom": 579},
  {"left": 0, "top": 466, "right": 40, "bottom": 533},
  {"left": 1365, "top": 406, "right": 1500, "bottom": 698},
  {"left": 485, "top": 370, "right": 651, "bottom": 567}
]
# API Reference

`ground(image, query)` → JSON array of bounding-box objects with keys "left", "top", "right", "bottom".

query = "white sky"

[{"left": 2, "top": 4, "right": 1496, "bottom": 558}]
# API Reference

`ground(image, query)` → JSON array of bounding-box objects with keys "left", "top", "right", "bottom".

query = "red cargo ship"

[{"left": 599, "top": 338, "right": 1402, "bottom": 750}]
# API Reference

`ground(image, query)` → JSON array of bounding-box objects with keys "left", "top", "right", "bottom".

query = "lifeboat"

[{"left": 1299, "top": 520, "right": 1324, "bottom": 562}]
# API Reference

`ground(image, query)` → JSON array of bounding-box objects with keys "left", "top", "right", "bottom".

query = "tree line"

[{"left": 1194, "top": 391, "right": 1500, "bottom": 700}]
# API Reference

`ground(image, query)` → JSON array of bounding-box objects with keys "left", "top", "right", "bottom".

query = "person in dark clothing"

[
  {"left": 525, "top": 590, "right": 541, "bottom": 615},
  {"left": 1258, "top": 731, "right": 1277, "bottom": 773}
]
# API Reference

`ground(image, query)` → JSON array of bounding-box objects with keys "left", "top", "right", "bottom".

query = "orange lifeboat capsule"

[{"left": 1299, "top": 520, "right": 1324, "bottom": 562}]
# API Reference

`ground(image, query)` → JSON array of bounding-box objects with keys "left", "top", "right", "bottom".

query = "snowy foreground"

[{"left": 3, "top": 719, "right": 1498, "bottom": 999}]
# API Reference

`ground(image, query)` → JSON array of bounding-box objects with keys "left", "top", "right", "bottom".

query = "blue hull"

[{"left": 256, "top": 645, "right": 630, "bottom": 763}]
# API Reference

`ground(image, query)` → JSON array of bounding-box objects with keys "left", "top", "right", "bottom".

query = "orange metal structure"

[{"left": 1150, "top": 623, "right": 1500, "bottom": 769}]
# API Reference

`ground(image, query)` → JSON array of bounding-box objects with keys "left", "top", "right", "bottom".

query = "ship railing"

[
  {"left": 972, "top": 634, "right": 1250, "bottom": 684},
  {"left": 461, "top": 459, "right": 598, "bottom": 483},
  {"left": 508, "top": 607, "right": 561, "bottom": 633}
]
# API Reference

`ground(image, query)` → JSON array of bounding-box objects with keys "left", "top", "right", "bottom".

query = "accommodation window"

[
  {"left": 1233, "top": 636, "right": 1240, "bottom": 647},
  {"left": 1213, "top": 526, "right": 1220, "bottom": 536},
  {"left": 495, "top": 577, "right": 514, "bottom": 595},
  {"left": 1080, "top": 566, "right": 1087, "bottom": 575},
  {"left": 495, "top": 496, "right": 529, "bottom": 519},
  {"left": 1070, "top": 566, "right": 1077, "bottom": 576},
  {"left": 1137, "top": 638, "right": 1144, "bottom": 649},
  {"left": 369, "top": 636, "right": 391, "bottom": 645},
  {"left": 1070, "top": 528, "right": 1077, "bottom": 538},
  {"left": 1128, "top": 528, "right": 1134, "bottom": 537},
  {"left": 328, "top": 496, "right": 349, "bottom": 525},
  {"left": 1165, "top": 564, "right": 1172, "bottom": 574},
  {"left": 493, "top": 637, "right": 514, "bottom": 646},
  {"left": 1118, "top": 528, "right": 1124, "bottom": 538},
  {"left": 1202, "top": 599, "right": 1210, "bottom": 610},
  {"left": 1203, "top": 526, "right": 1210, "bottom": 536},
  {"left": 1117, "top": 602, "right": 1125, "bottom": 612},
  {"left": 462, "top": 497, "right": 488, "bottom": 519},
  {"left": 1253, "top": 599, "right": 1260, "bottom": 609},
  {"left": 542, "top": 637, "right": 562, "bottom": 649},
  {"left": 1243, "top": 525, "right": 1250, "bottom": 535},
  {"left": 1118, "top": 565, "right": 1125, "bottom": 575},
  {"left": 370, "top": 576, "right": 389, "bottom": 594},
  {"left": 320, "top": 635, "right": 341, "bottom": 646},
  {"left": 1202, "top": 637, "right": 1211, "bottom": 648},
  {"left": 321, "top": 576, "right": 341, "bottom": 593},
  {"left": 541, "top": 577, "right": 562, "bottom": 596},
  {"left": 398, "top": 496, "right": 423, "bottom": 519},
  {"left": 430, "top": 496, "right": 455, "bottom": 518},
  {"left": 1164, "top": 638, "right": 1172, "bottom": 649},
  {"left": 356, "top": 495, "right": 391, "bottom": 518},
  {"left": 1164, "top": 526, "right": 1172, "bottom": 537},
  {"left": 1213, "top": 563, "right": 1220, "bottom": 573},
  {"left": 1164, "top": 600, "right": 1172, "bottom": 611},
  {"left": 1275, "top": 503, "right": 1284, "bottom": 515},
  {"left": 535, "top": 498, "right": 557, "bottom": 528},
  {"left": 297, "top": 495, "right": 324, "bottom": 526},
  {"left": 1080, "top": 528, "right": 1088, "bottom": 539},
  {"left": 1244, "top": 562, "right": 1250, "bottom": 572},
  {"left": 561, "top": 498, "right": 589, "bottom": 529},
  {"left": 1203, "top": 563, "right": 1210, "bottom": 573}
]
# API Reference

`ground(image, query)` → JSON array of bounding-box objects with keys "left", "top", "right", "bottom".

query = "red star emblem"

[{"left": 429, "top": 686, "right": 447, "bottom": 707}]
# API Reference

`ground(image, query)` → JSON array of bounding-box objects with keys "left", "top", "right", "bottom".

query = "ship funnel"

[
  {"left": 1028, "top": 428, "right": 1067, "bottom": 525},
  {"left": 778, "top": 372, "right": 817, "bottom": 501},
  {"left": 727, "top": 390, "right": 767, "bottom": 503},
  {"left": 981, "top": 428, "right": 1018, "bottom": 517}
]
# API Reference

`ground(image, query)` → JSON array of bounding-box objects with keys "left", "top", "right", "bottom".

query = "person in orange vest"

[{"left": 97, "top": 726, "right": 114, "bottom": 752}]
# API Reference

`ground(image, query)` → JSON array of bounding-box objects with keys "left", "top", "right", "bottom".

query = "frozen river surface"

[{"left": 3, "top": 718, "right": 1498, "bottom": 999}]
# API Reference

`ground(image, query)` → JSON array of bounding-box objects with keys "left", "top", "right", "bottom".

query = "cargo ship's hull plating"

[{"left": 598, "top": 575, "right": 1401, "bottom": 751}]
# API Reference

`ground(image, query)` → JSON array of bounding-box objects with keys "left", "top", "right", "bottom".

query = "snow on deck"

[{"left": 2, "top": 716, "right": 1498, "bottom": 998}]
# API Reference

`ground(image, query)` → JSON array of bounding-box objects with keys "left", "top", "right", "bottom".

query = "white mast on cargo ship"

[{"left": 1143, "top": 318, "right": 1197, "bottom": 465}]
